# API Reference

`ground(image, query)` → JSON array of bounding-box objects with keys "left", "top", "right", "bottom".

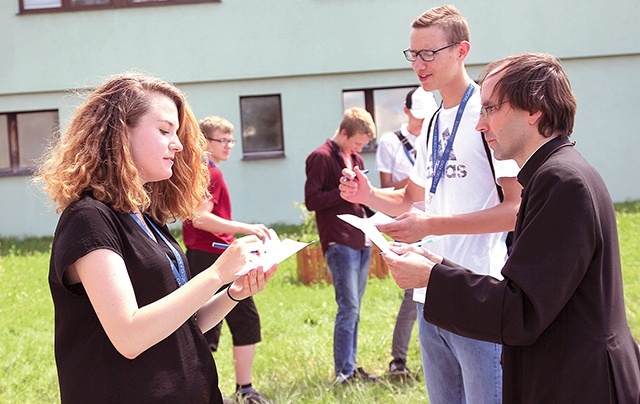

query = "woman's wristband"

[{"left": 226, "top": 285, "right": 243, "bottom": 303}]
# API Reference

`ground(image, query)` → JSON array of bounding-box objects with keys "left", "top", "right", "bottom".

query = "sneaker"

[
  {"left": 334, "top": 367, "right": 380, "bottom": 385},
  {"left": 388, "top": 359, "right": 411, "bottom": 376},
  {"left": 334, "top": 372, "right": 351, "bottom": 385},
  {"left": 388, "top": 359, "right": 414, "bottom": 382},
  {"left": 234, "top": 389, "right": 271, "bottom": 404},
  {"left": 353, "top": 367, "right": 381, "bottom": 382}
]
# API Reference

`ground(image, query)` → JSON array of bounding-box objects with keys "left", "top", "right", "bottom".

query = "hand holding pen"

[
  {"left": 213, "top": 242, "right": 258, "bottom": 252},
  {"left": 339, "top": 166, "right": 371, "bottom": 205},
  {"left": 209, "top": 235, "right": 264, "bottom": 284},
  {"left": 343, "top": 169, "right": 368, "bottom": 182}
]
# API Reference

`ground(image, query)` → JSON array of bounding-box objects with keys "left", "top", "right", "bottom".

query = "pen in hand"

[
  {"left": 344, "top": 169, "right": 369, "bottom": 182},
  {"left": 212, "top": 242, "right": 261, "bottom": 254}
]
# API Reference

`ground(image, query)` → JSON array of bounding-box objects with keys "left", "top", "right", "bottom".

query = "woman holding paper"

[{"left": 37, "top": 73, "right": 276, "bottom": 403}]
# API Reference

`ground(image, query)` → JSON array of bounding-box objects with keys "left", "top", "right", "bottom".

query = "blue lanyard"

[
  {"left": 428, "top": 83, "right": 476, "bottom": 203},
  {"left": 130, "top": 213, "right": 188, "bottom": 287}
]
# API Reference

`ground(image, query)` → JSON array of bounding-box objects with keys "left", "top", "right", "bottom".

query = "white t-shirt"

[
  {"left": 375, "top": 123, "right": 419, "bottom": 184},
  {"left": 409, "top": 84, "right": 520, "bottom": 303}
]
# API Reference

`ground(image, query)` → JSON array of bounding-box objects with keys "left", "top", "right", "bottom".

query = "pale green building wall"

[{"left": 1, "top": 0, "right": 639, "bottom": 237}]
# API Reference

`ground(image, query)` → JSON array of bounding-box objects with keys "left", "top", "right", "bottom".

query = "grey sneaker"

[
  {"left": 389, "top": 359, "right": 411, "bottom": 376},
  {"left": 234, "top": 389, "right": 271, "bottom": 404},
  {"left": 388, "top": 359, "right": 414, "bottom": 382}
]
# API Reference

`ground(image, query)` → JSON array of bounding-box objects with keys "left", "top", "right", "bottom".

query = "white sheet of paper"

[
  {"left": 337, "top": 213, "right": 398, "bottom": 257},
  {"left": 235, "top": 229, "right": 312, "bottom": 275},
  {"left": 338, "top": 212, "right": 444, "bottom": 254}
]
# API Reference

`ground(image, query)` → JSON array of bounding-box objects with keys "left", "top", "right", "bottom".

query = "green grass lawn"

[{"left": 1, "top": 201, "right": 638, "bottom": 403}]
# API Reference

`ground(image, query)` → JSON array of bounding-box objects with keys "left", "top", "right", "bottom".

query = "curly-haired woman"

[{"left": 36, "top": 72, "right": 276, "bottom": 403}]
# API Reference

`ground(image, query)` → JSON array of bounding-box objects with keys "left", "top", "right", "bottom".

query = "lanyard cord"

[
  {"left": 130, "top": 213, "right": 188, "bottom": 287},
  {"left": 428, "top": 83, "right": 476, "bottom": 203}
]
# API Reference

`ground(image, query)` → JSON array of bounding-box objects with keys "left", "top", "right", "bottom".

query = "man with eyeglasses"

[
  {"left": 182, "top": 115, "right": 272, "bottom": 404},
  {"left": 382, "top": 53, "right": 640, "bottom": 403},
  {"left": 340, "top": 5, "right": 521, "bottom": 403}
]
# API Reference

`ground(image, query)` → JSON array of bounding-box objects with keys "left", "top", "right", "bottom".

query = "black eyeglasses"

[
  {"left": 403, "top": 42, "right": 461, "bottom": 62},
  {"left": 206, "top": 137, "right": 236, "bottom": 147},
  {"left": 480, "top": 100, "right": 509, "bottom": 119}
]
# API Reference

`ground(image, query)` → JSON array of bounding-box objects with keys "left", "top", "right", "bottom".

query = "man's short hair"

[
  {"left": 339, "top": 107, "right": 376, "bottom": 140},
  {"left": 412, "top": 4, "right": 470, "bottom": 44},
  {"left": 480, "top": 53, "right": 577, "bottom": 138},
  {"left": 199, "top": 115, "right": 234, "bottom": 138}
]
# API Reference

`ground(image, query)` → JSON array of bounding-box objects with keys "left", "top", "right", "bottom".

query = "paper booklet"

[{"left": 236, "top": 228, "right": 312, "bottom": 275}]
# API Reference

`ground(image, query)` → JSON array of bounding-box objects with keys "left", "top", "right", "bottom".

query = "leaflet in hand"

[
  {"left": 337, "top": 212, "right": 444, "bottom": 256},
  {"left": 337, "top": 212, "right": 399, "bottom": 257},
  {"left": 236, "top": 229, "right": 312, "bottom": 276}
]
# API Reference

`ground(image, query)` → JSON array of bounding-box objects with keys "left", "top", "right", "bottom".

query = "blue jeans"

[
  {"left": 325, "top": 244, "right": 371, "bottom": 377},
  {"left": 417, "top": 302, "right": 502, "bottom": 404}
]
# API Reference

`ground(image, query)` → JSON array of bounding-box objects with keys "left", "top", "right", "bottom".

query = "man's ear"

[
  {"left": 529, "top": 110, "right": 543, "bottom": 126},
  {"left": 458, "top": 41, "right": 471, "bottom": 59}
]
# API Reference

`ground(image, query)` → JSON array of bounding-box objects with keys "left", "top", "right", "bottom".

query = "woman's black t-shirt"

[{"left": 49, "top": 195, "right": 222, "bottom": 403}]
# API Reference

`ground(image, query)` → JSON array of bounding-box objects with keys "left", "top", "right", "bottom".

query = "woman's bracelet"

[{"left": 226, "top": 285, "right": 243, "bottom": 303}]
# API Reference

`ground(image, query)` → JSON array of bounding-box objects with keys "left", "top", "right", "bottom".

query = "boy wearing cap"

[
  {"left": 376, "top": 87, "right": 438, "bottom": 190},
  {"left": 375, "top": 87, "right": 437, "bottom": 377}
]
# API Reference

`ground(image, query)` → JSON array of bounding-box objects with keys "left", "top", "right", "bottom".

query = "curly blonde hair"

[{"left": 36, "top": 72, "right": 209, "bottom": 224}]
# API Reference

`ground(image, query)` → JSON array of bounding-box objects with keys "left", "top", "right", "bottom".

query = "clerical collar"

[
  {"left": 520, "top": 137, "right": 555, "bottom": 168},
  {"left": 517, "top": 135, "right": 572, "bottom": 188}
]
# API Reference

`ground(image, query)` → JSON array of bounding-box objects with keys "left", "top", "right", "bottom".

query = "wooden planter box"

[{"left": 296, "top": 244, "right": 389, "bottom": 285}]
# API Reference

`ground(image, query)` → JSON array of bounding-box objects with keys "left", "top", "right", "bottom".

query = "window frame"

[
  {"left": 0, "top": 109, "right": 59, "bottom": 177},
  {"left": 18, "top": 0, "right": 219, "bottom": 14},
  {"left": 342, "top": 85, "right": 418, "bottom": 154},
  {"left": 239, "top": 94, "right": 285, "bottom": 161}
]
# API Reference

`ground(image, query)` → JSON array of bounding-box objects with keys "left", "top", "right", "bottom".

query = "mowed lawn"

[{"left": 1, "top": 201, "right": 638, "bottom": 403}]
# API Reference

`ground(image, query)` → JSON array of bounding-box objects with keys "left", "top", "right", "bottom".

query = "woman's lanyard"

[
  {"left": 428, "top": 83, "right": 475, "bottom": 204},
  {"left": 130, "top": 213, "right": 188, "bottom": 287}
]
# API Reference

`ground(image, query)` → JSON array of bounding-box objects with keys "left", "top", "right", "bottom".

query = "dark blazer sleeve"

[{"left": 424, "top": 154, "right": 598, "bottom": 346}]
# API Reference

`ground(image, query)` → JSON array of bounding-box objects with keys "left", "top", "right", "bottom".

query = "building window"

[
  {"left": 343, "top": 86, "right": 418, "bottom": 153},
  {"left": 0, "top": 110, "right": 58, "bottom": 176},
  {"left": 19, "top": 0, "right": 219, "bottom": 13},
  {"left": 239, "top": 94, "right": 285, "bottom": 160}
]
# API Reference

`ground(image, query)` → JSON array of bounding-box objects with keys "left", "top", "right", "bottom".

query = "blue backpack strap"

[{"left": 395, "top": 130, "right": 416, "bottom": 164}]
